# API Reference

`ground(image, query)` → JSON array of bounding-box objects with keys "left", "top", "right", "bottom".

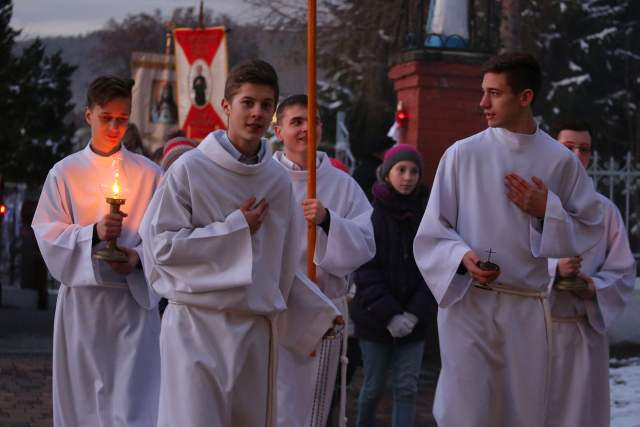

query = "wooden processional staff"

[
  {"left": 307, "top": 0, "right": 318, "bottom": 282},
  {"left": 306, "top": 4, "right": 348, "bottom": 426}
]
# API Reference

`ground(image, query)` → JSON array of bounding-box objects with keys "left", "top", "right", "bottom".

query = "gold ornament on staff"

[{"left": 93, "top": 166, "right": 128, "bottom": 263}]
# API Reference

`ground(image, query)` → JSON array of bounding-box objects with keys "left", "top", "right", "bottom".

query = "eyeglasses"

[{"left": 562, "top": 143, "right": 592, "bottom": 154}]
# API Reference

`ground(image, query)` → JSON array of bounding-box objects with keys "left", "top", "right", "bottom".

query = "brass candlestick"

[
  {"left": 554, "top": 275, "right": 589, "bottom": 292},
  {"left": 93, "top": 196, "right": 128, "bottom": 263},
  {"left": 553, "top": 255, "right": 588, "bottom": 291}
]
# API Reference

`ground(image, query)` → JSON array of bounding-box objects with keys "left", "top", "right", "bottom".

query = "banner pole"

[{"left": 199, "top": 0, "right": 204, "bottom": 28}]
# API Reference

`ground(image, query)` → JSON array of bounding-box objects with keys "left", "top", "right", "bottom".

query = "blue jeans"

[{"left": 356, "top": 339, "right": 424, "bottom": 427}]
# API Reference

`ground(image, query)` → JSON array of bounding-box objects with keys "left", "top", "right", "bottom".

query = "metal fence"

[{"left": 587, "top": 151, "right": 640, "bottom": 259}]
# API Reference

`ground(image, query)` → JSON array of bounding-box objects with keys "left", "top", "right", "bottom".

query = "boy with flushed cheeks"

[
  {"left": 545, "top": 120, "right": 635, "bottom": 427},
  {"left": 222, "top": 82, "right": 276, "bottom": 160},
  {"left": 140, "top": 62, "right": 341, "bottom": 427},
  {"left": 274, "top": 97, "right": 325, "bottom": 225},
  {"left": 413, "top": 53, "right": 603, "bottom": 427},
  {"left": 32, "top": 76, "right": 162, "bottom": 426},
  {"left": 273, "top": 94, "right": 375, "bottom": 427},
  {"left": 219, "top": 81, "right": 275, "bottom": 227}
]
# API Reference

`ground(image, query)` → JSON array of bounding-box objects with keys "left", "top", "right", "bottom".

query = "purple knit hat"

[{"left": 381, "top": 144, "right": 423, "bottom": 178}]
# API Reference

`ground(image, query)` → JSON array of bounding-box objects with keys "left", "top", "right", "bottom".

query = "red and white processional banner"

[
  {"left": 130, "top": 52, "right": 178, "bottom": 154},
  {"left": 173, "top": 27, "right": 228, "bottom": 140}
]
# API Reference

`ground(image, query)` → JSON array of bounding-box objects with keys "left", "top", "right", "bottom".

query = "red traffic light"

[{"left": 0, "top": 204, "right": 5, "bottom": 216}]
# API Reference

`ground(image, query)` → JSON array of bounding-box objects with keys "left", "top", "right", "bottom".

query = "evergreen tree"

[
  {"left": 523, "top": 0, "right": 640, "bottom": 158},
  {"left": 0, "top": 0, "right": 19, "bottom": 173},
  {"left": 0, "top": 0, "right": 76, "bottom": 185},
  {"left": 92, "top": 8, "right": 260, "bottom": 77}
]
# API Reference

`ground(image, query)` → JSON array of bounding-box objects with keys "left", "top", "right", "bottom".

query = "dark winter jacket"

[
  {"left": 351, "top": 181, "right": 436, "bottom": 344},
  {"left": 352, "top": 155, "right": 382, "bottom": 202}
]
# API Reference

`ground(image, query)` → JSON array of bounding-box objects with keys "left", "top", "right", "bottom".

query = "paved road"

[
  {"left": 0, "top": 353, "right": 52, "bottom": 427},
  {"left": 0, "top": 307, "right": 54, "bottom": 427},
  {"left": 0, "top": 306, "right": 437, "bottom": 426},
  {"left": 2, "top": 306, "right": 639, "bottom": 426}
]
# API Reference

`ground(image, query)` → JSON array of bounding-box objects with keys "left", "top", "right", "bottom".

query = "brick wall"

[{"left": 388, "top": 51, "right": 489, "bottom": 185}]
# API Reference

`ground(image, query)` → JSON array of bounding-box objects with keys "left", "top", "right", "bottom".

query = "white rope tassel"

[
  {"left": 310, "top": 338, "right": 331, "bottom": 427},
  {"left": 338, "top": 303, "right": 349, "bottom": 427}
]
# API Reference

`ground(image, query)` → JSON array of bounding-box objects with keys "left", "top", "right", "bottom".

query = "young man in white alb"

[
  {"left": 413, "top": 53, "right": 603, "bottom": 427},
  {"left": 140, "top": 61, "right": 340, "bottom": 427},
  {"left": 273, "top": 94, "right": 375, "bottom": 426},
  {"left": 33, "top": 76, "right": 162, "bottom": 426},
  {"left": 546, "top": 121, "right": 635, "bottom": 427}
]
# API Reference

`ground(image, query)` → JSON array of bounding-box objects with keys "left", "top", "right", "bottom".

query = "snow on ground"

[{"left": 611, "top": 357, "right": 640, "bottom": 427}]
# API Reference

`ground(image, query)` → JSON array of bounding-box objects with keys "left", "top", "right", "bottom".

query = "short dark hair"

[
  {"left": 552, "top": 120, "right": 592, "bottom": 138},
  {"left": 276, "top": 94, "right": 308, "bottom": 124},
  {"left": 86, "top": 76, "right": 134, "bottom": 109},
  {"left": 224, "top": 60, "right": 279, "bottom": 103},
  {"left": 482, "top": 52, "right": 542, "bottom": 103},
  {"left": 165, "top": 128, "right": 186, "bottom": 141}
]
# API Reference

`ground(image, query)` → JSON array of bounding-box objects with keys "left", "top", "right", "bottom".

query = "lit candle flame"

[{"left": 112, "top": 170, "right": 121, "bottom": 197}]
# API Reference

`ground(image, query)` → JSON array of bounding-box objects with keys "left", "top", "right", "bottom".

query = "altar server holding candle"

[{"left": 32, "top": 76, "right": 162, "bottom": 427}]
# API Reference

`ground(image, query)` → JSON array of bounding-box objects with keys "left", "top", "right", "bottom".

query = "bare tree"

[
  {"left": 247, "top": 0, "right": 405, "bottom": 155},
  {"left": 92, "top": 7, "right": 260, "bottom": 78},
  {"left": 500, "top": 0, "right": 523, "bottom": 51}
]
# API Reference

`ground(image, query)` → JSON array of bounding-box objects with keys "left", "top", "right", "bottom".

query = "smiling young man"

[
  {"left": 413, "top": 53, "right": 604, "bottom": 426},
  {"left": 546, "top": 121, "right": 635, "bottom": 427},
  {"left": 272, "top": 94, "right": 375, "bottom": 426},
  {"left": 139, "top": 61, "right": 340, "bottom": 427},
  {"left": 32, "top": 76, "right": 162, "bottom": 426}
]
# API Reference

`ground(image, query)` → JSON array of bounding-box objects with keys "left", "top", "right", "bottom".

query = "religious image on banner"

[
  {"left": 150, "top": 79, "right": 178, "bottom": 125},
  {"left": 130, "top": 52, "right": 179, "bottom": 154},
  {"left": 190, "top": 62, "right": 209, "bottom": 108},
  {"left": 174, "top": 27, "right": 228, "bottom": 140}
]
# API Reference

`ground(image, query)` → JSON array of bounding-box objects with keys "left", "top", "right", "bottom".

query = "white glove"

[
  {"left": 403, "top": 312, "right": 418, "bottom": 328},
  {"left": 387, "top": 312, "right": 417, "bottom": 338}
]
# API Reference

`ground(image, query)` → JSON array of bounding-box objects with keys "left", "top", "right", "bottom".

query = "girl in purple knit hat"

[{"left": 351, "top": 144, "right": 437, "bottom": 426}]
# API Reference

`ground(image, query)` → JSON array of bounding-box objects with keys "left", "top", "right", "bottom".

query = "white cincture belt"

[
  {"left": 472, "top": 282, "right": 551, "bottom": 350},
  {"left": 77, "top": 282, "right": 128, "bottom": 290},
  {"left": 473, "top": 282, "right": 552, "bottom": 417},
  {"left": 167, "top": 300, "right": 278, "bottom": 427},
  {"left": 330, "top": 294, "right": 349, "bottom": 427},
  {"left": 551, "top": 315, "right": 586, "bottom": 323},
  {"left": 312, "top": 293, "right": 348, "bottom": 427}
]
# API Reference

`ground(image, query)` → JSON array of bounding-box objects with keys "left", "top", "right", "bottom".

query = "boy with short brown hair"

[
  {"left": 140, "top": 60, "right": 339, "bottom": 427},
  {"left": 33, "top": 75, "right": 162, "bottom": 426}
]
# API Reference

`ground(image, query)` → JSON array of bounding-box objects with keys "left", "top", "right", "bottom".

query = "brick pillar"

[{"left": 389, "top": 50, "right": 489, "bottom": 186}]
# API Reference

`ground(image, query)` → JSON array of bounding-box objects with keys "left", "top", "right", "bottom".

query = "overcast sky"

[{"left": 12, "top": 0, "right": 253, "bottom": 38}]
